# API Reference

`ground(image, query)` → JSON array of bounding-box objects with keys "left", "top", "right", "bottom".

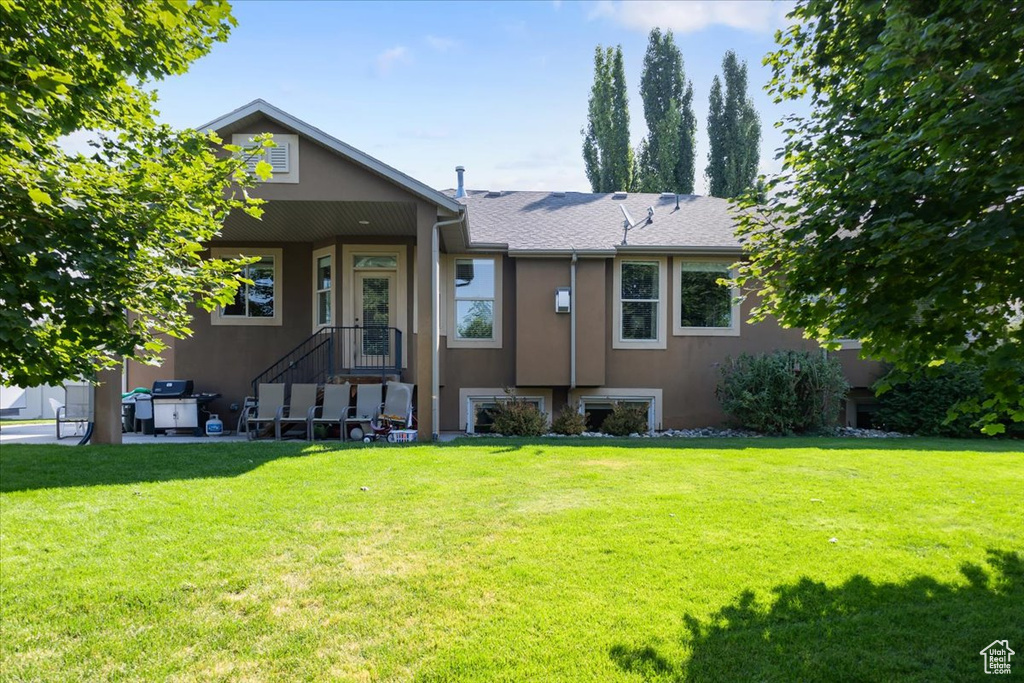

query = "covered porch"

[{"left": 112, "top": 100, "right": 473, "bottom": 444}]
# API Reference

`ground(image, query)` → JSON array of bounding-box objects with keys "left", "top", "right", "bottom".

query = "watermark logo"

[{"left": 980, "top": 640, "right": 1014, "bottom": 675}]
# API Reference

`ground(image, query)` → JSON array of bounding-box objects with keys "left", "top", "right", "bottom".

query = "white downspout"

[
  {"left": 570, "top": 248, "right": 578, "bottom": 390},
  {"left": 431, "top": 211, "right": 466, "bottom": 440}
]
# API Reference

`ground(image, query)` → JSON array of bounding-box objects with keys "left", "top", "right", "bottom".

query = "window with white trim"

[
  {"left": 467, "top": 395, "right": 545, "bottom": 434},
  {"left": 314, "top": 250, "right": 332, "bottom": 327},
  {"left": 579, "top": 397, "right": 655, "bottom": 433},
  {"left": 620, "top": 260, "right": 660, "bottom": 341},
  {"left": 673, "top": 261, "right": 740, "bottom": 336},
  {"left": 211, "top": 248, "right": 282, "bottom": 326},
  {"left": 451, "top": 257, "right": 499, "bottom": 343}
]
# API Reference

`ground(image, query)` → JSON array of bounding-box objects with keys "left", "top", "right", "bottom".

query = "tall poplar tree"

[
  {"left": 582, "top": 45, "right": 634, "bottom": 193},
  {"left": 636, "top": 28, "right": 696, "bottom": 194},
  {"left": 705, "top": 51, "right": 761, "bottom": 198}
]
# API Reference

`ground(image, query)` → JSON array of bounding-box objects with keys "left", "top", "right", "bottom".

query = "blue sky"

[{"left": 145, "top": 0, "right": 800, "bottom": 195}]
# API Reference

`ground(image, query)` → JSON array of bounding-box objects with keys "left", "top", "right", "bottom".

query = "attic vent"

[
  {"left": 243, "top": 142, "right": 290, "bottom": 175},
  {"left": 551, "top": 191, "right": 566, "bottom": 198},
  {"left": 485, "top": 190, "right": 502, "bottom": 197},
  {"left": 612, "top": 191, "right": 627, "bottom": 199},
  {"left": 660, "top": 192, "right": 676, "bottom": 199},
  {"left": 266, "top": 143, "right": 290, "bottom": 173}
]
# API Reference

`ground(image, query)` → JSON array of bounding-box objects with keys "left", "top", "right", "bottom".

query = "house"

[{"left": 125, "top": 100, "right": 883, "bottom": 439}]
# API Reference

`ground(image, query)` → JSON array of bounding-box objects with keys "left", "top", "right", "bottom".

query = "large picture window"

[
  {"left": 673, "top": 260, "right": 740, "bottom": 336},
  {"left": 211, "top": 247, "right": 282, "bottom": 326}
]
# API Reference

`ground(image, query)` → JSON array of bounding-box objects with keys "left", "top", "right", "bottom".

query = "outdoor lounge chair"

[
  {"left": 306, "top": 382, "right": 351, "bottom": 440},
  {"left": 380, "top": 381, "right": 414, "bottom": 427},
  {"left": 275, "top": 383, "right": 318, "bottom": 440},
  {"left": 55, "top": 384, "right": 93, "bottom": 439},
  {"left": 343, "top": 383, "right": 383, "bottom": 441},
  {"left": 246, "top": 383, "right": 286, "bottom": 440}
]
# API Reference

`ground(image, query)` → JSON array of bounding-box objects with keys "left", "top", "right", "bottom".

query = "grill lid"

[{"left": 152, "top": 380, "right": 194, "bottom": 398}]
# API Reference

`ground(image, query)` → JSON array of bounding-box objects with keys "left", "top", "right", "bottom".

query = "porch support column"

[
  {"left": 92, "top": 367, "right": 123, "bottom": 445},
  {"left": 415, "top": 205, "right": 436, "bottom": 441}
]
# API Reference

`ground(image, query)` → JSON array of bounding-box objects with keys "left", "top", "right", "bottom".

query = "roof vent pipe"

[{"left": 455, "top": 166, "right": 466, "bottom": 198}]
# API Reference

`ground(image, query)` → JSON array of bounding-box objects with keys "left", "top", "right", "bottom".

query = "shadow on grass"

[
  {"left": 444, "top": 436, "right": 1024, "bottom": 453},
  {"left": 0, "top": 442, "right": 363, "bottom": 493},
  {"left": 610, "top": 549, "right": 1023, "bottom": 682}
]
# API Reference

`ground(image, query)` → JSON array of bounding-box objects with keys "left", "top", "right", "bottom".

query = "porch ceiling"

[{"left": 219, "top": 200, "right": 417, "bottom": 242}]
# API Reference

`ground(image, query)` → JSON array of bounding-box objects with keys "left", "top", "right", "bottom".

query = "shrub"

[
  {"left": 551, "top": 407, "right": 588, "bottom": 435},
  {"left": 488, "top": 389, "right": 548, "bottom": 437},
  {"left": 600, "top": 402, "right": 650, "bottom": 436},
  {"left": 873, "top": 364, "right": 989, "bottom": 437},
  {"left": 716, "top": 350, "right": 848, "bottom": 435}
]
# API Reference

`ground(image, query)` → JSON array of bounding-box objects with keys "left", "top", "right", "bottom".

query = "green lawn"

[{"left": 1, "top": 438, "right": 1021, "bottom": 681}]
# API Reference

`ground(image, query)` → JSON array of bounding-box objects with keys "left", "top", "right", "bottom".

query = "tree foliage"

[
  {"left": 706, "top": 51, "right": 761, "bottom": 198},
  {"left": 636, "top": 28, "right": 696, "bottom": 194},
  {"left": 582, "top": 45, "right": 634, "bottom": 193},
  {"left": 0, "top": 0, "right": 269, "bottom": 387},
  {"left": 734, "top": 0, "right": 1024, "bottom": 433}
]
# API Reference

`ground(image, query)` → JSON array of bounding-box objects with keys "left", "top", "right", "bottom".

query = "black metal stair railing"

[{"left": 251, "top": 326, "right": 402, "bottom": 395}]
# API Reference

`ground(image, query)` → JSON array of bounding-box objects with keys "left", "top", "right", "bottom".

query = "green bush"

[
  {"left": 488, "top": 390, "right": 548, "bottom": 437},
  {"left": 873, "top": 364, "right": 988, "bottom": 437},
  {"left": 716, "top": 350, "right": 848, "bottom": 435},
  {"left": 551, "top": 407, "right": 588, "bottom": 435},
  {"left": 600, "top": 402, "right": 650, "bottom": 436}
]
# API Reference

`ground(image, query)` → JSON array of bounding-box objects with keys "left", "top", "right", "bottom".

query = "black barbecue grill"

[{"left": 151, "top": 380, "right": 220, "bottom": 436}]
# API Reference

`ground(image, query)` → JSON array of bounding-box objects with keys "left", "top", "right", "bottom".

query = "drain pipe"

[
  {"left": 570, "top": 247, "right": 577, "bottom": 390},
  {"left": 431, "top": 211, "right": 466, "bottom": 440}
]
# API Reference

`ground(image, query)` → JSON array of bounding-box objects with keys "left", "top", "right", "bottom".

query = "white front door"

[{"left": 354, "top": 271, "right": 396, "bottom": 367}]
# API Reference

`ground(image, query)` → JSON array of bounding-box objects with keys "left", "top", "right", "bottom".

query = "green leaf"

[
  {"left": 254, "top": 160, "right": 273, "bottom": 180},
  {"left": 28, "top": 189, "right": 52, "bottom": 205}
]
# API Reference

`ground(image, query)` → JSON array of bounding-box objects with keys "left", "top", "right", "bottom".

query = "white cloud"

[
  {"left": 589, "top": 0, "right": 795, "bottom": 35},
  {"left": 375, "top": 46, "right": 410, "bottom": 75},
  {"left": 424, "top": 35, "right": 457, "bottom": 52}
]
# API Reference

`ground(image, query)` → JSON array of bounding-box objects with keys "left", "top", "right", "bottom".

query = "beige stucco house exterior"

[{"left": 125, "top": 100, "right": 883, "bottom": 439}]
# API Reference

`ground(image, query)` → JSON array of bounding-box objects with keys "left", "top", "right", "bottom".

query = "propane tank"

[{"left": 205, "top": 414, "right": 224, "bottom": 437}]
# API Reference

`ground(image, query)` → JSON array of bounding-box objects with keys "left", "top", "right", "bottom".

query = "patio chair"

[
  {"left": 380, "top": 381, "right": 414, "bottom": 427},
  {"left": 246, "top": 383, "right": 286, "bottom": 440},
  {"left": 306, "top": 382, "right": 351, "bottom": 440},
  {"left": 275, "top": 383, "right": 318, "bottom": 440},
  {"left": 343, "top": 383, "right": 383, "bottom": 441},
  {"left": 55, "top": 384, "right": 93, "bottom": 440}
]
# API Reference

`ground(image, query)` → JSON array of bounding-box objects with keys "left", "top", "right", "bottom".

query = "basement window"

[{"left": 466, "top": 394, "right": 546, "bottom": 434}]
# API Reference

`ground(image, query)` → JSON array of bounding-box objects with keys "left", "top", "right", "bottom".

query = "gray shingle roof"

[{"left": 448, "top": 190, "right": 741, "bottom": 252}]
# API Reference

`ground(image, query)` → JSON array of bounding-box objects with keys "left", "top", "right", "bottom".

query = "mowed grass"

[{"left": 1, "top": 438, "right": 1022, "bottom": 682}]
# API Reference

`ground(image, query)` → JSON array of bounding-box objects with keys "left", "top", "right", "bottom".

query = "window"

[
  {"left": 447, "top": 255, "right": 503, "bottom": 349},
  {"left": 579, "top": 399, "right": 652, "bottom": 433},
  {"left": 211, "top": 247, "right": 282, "bottom": 326},
  {"left": 459, "top": 388, "right": 552, "bottom": 433},
  {"left": 613, "top": 257, "right": 667, "bottom": 349},
  {"left": 313, "top": 247, "right": 333, "bottom": 328},
  {"left": 673, "top": 260, "right": 740, "bottom": 336},
  {"left": 573, "top": 388, "right": 662, "bottom": 432}
]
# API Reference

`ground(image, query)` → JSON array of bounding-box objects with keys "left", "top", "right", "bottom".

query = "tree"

[
  {"left": 582, "top": 45, "right": 634, "bottom": 193},
  {"left": 734, "top": 0, "right": 1024, "bottom": 433},
  {"left": 706, "top": 51, "right": 761, "bottom": 198},
  {"left": 0, "top": 0, "right": 269, "bottom": 389},
  {"left": 636, "top": 28, "right": 696, "bottom": 194}
]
